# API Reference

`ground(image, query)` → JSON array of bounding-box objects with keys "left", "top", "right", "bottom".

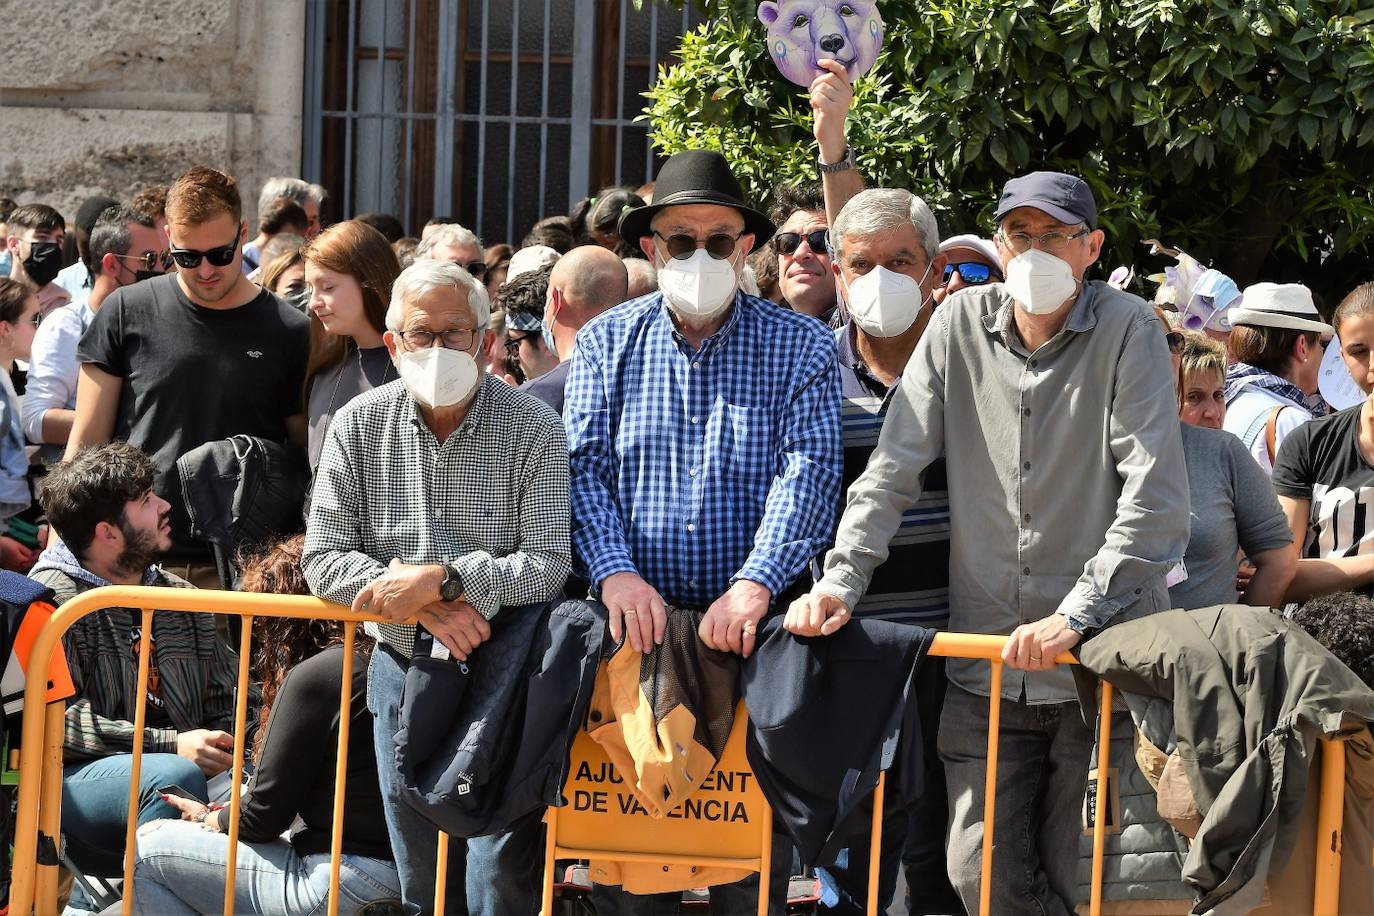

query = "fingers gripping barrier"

[{"left": 5, "top": 591, "right": 1349, "bottom": 916}]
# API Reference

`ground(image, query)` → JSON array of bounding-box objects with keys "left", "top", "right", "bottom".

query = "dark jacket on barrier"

[
  {"left": 393, "top": 598, "right": 606, "bottom": 838},
  {"left": 741, "top": 615, "right": 935, "bottom": 867},
  {"left": 1077, "top": 605, "right": 1374, "bottom": 915}
]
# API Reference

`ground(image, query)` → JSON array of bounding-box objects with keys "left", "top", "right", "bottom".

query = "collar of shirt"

[
  {"left": 657, "top": 289, "right": 748, "bottom": 361},
  {"left": 403, "top": 371, "right": 493, "bottom": 443},
  {"left": 982, "top": 282, "right": 1102, "bottom": 354},
  {"left": 836, "top": 320, "right": 896, "bottom": 399}
]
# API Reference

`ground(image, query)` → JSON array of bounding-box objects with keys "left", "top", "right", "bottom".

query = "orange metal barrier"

[{"left": 5, "top": 588, "right": 1351, "bottom": 916}]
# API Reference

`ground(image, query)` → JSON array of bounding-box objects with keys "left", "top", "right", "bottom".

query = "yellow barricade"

[{"left": 4, "top": 588, "right": 1350, "bottom": 916}]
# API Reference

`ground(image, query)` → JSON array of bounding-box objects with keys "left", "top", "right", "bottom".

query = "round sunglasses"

[{"left": 653, "top": 231, "right": 743, "bottom": 261}]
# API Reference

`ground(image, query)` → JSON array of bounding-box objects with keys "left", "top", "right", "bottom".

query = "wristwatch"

[
  {"left": 817, "top": 145, "right": 855, "bottom": 174},
  {"left": 439, "top": 564, "right": 464, "bottom": 603}
]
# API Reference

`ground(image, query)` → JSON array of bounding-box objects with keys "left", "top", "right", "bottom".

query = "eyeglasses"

[
  {"left": 114, "top": 251, "right": 172, "bottom": 273},
  {"left": 395, "top": 327, "right": 480, "bottom": 350},
  {"left": 998, "top": 227, "right": 1090, "bottom": 255},
  {"left": 1166, "top": 331, "right": 1185, "bottom": 354},
  {"left": 772, "top": 229, "right": 829, "bottom": 257},
  {"left": 942, "top": 262, "right": 1000, "bottom": 285},
  {"left": 504, "top": 331, "right": 538, "bottom": 355},
  {"left": 167, "top": 237, "right": 239, "bottom": 269},
  {"left": 653, "top": 231, "right": 743, "bottom": 261},
  {"left": 462, "top": 261, "right": 488, "bottom": 280}
]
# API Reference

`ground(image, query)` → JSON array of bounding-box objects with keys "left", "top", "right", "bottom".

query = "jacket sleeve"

[
  {"left": 1056, "top": 314, "right": 1191, "bottom": 631},
  {"left": 565, "top": 333, "right": 640, "bottom": 590},
  {"left": 817, "top": 309, "right": 949, "bottom": 609},
  {"left": 302, "top": 419, "right": 385, "bottom": 606},
  {"left": 734, "top": 332, "right": 843, "bottom": 596}
]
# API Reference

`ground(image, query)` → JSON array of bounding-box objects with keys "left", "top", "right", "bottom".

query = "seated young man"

[{"left": 29, "top": 442, "right": 240, "bottom": 911}]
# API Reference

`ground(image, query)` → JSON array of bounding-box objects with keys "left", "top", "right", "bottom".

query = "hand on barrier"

[
  {"left": 417, "top": 600, "right": 491, "bottom": 661},
  {"left": 810, "top": 58, "right": 854, "bottom": 164},
  {"left": 783, "top": 591, "right": 851, "bottom": 638},
  {"left": 353, "top": 559, "right": 445, "bottom": 622},
  {"left": 601, "top": 571, "right": 667, "bottom": 654},
  {"left": 700, "top": 579, "right": 770, "bottom": 657},
  {"left": 1002, "top": 613, "right": 1082, "bottom": 672},
  {"left": 176, "top": 728, "right": 235, "bottom": 776}
]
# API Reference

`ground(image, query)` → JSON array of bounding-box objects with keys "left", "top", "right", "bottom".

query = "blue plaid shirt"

[{"left": 566, "top": 290, "right": 842, "bottom": 607}]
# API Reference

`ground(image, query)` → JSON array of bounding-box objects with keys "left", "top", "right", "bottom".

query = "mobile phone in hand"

[{"left": 156, "top": 784, "right": 201, "bottom": 802}]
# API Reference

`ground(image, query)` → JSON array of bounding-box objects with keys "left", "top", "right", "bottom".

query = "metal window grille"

[{"left": 303, "top": 0, "right": 703, "bottom": 245}]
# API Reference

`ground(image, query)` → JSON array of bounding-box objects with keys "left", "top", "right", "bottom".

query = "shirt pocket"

[{"left": 717, "top": 403, "right": 774, "bottom": 506}]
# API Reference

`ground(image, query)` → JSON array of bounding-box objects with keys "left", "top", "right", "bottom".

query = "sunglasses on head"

[
  {"left": 653, "top": 230, "right": 743, "bottom": 261},
  {"left": 168, "top": 238, "right": 239, "bottom": 269},
  {"left": 772, "top": 229, "right": 829, "bottom": 257},
  {"left": 941, "top": 262, "right": 999, "bottom": 285}
]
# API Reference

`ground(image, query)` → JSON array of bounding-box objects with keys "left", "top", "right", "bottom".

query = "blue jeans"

[
  {"left": 128, "top": 818, "right": 400, "bottom": 915},
  {"left": 369, "top": 643, "right": 545, "bottom": 916},
  {"left": 62, "top": 753, "right": 208, "bottom": 876},
  {"left": 588, "top": 832, "right": 793, "bottom": 915},
  {"left": 938, "top": 684, "right": 1094, "bottom": 916}
]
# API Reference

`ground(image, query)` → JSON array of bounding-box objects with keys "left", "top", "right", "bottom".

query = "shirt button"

[
  {"left": 1023, "top": 461, "right": 1031, "bottom": 470},
  {"left": 687, "top": 523, "right": 696, "bottom": 532},
  {"left": 689, "top": 467, "right": 698, "bottom": 477},
  {"left": 691, "top": 416, "right": 700, "bottom": 424},
  {"left": 1023, "top": 407, "right": 1031, "bottom": 416},
  {"left": 1023, "top": 567, "right": 1031, "bottom": 575},
  {"left": 1029, "top": 359, "right": 1038, "bottom": 369},
  {"left": 1135, "top": 587, "right": 1143, "bottom": 595},
  {"left": 1023, "top": 513, "right": 1031, "bottom": 522}
]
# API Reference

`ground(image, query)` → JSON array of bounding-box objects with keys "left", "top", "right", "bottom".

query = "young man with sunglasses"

[
  {"left": 566, "top": 149, "right": 841, "bottom": 914},
  {"left": 768, "top": 183, "right": 839, "bottom": 322},
  {"left": 66, "top": 166, "right": 310, "bottom": 586},
  {"left": 24, "top": 205, "right": 168, "bottom": 463},
  {"left": 790, "top": 171, "right": 1189, "bottom": 915},
  {"left": 934, "top": 233, "right": 1004, "bottom": 304}
]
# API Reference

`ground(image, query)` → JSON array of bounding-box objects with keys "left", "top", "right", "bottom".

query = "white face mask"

[
  {"left": 1003, "top": 248, "right": 1079, "bottom": 315},
  {"left": 395, "top": 345, "right": 480, "bottom": 408},
  {"left": 842, "top": 263, "right": 932, "bottom": 338},
  {"left": 657, "top": 248, "right": 740, "bottom": 320}
]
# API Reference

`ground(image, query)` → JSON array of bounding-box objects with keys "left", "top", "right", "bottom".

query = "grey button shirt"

[{"left": 818, "top": 281, "right": 1189, "bottom": 704}]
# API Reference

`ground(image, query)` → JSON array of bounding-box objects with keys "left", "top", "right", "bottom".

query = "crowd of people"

[{"left": 1, "top": 56, "right": 1373, "bottom": 916}]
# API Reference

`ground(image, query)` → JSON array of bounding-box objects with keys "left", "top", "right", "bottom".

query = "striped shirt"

[
  {"left": 829, "top": 322, "right": 950, "bottom": 628},
  {"left": 566, "top": 291, "right": 841, "bottom": 606}
]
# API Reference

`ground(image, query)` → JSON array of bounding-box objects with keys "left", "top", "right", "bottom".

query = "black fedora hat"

[{"left": 618, "top": 150, "right": 775, "bottom": 252}]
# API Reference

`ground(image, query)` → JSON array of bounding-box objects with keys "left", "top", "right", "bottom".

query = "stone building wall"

[{"left": 0, "top": 0, "right": 306, "bottom": 226}]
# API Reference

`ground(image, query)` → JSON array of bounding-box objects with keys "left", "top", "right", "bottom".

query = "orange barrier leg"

[
  {"left": 756, "top": 797, "right": 773, "bottom": 916},
  {"left": 866, "top": 771, "right": 885, "bottom": 916},
  {"left": 120, "top": 609, "right": 155, "bottom": 916},
  {"left": 1313, "top": 737, "right": 1345, "bottom": 915},
  {"left": 435, "top": 830, "right": 450, "bottom": 916},
  {"left": 37, "top": 702, "right": 64, "bottom": 916},
  {"left": 327, "top": 626, "right": 357, "bottom": 916},
  {"left": 977, "top": 662, "right": 1003, "bottom": 916},
  {"left": 1089, "top": 681, "right": 1114, "bottom": 916},
  {"left": 221, "top": 614, "right": 255, "bottom": 916},
  {"left": 540, "top": 808, "right": 558, "bottom": 916}
]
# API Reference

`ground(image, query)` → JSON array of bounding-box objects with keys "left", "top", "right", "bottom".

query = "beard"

[{"left": 112, "top": 516, "right": 167, "bottom": 580}]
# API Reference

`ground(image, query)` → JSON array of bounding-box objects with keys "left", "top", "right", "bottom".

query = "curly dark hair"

[
  {"left": 240, "top": 534, "right": 372, "bottom": 763},
  {"left": 1291, "top": 592, "right": 1374, "bottom": 688},
  {"left": 767, "top": 183, "right": 825, "bottom": 228}
]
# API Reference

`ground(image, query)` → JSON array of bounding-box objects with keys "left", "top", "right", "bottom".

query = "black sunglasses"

[
  {"left": 942, "top": 262, "right": 999, "bottom": 285},
  {"left": 114, "top": 251, "right": 171, "bottom": 273},
  {"left": 653, "top": 231, "right": 743, "bottom": 261},
  {"left": 772, "top": 229, "right": 829, "bottom": 257},
  {"left": 463, "top": 260, "right": 488, "bottom": 280},
  {"left": 168, "top": 237, "right": 239, "bottom": 269}
]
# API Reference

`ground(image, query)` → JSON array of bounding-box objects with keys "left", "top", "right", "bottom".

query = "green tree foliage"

[{"left": 644, "top": 0, "right": 1374, "bottom": 302}]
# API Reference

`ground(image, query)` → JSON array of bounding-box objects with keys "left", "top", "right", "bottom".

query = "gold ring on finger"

[{"left": 622, "top": 608, "right": 637, "bottom": 618}]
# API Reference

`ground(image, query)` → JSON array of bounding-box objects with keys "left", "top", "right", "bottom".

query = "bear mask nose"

[{"left": 818, "top": 34, "right": 845, "bottom": 54}]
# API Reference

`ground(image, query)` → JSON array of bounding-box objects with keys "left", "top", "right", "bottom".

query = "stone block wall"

[{"left": 0, "top": 0, "right": 306, "bottom": 226}]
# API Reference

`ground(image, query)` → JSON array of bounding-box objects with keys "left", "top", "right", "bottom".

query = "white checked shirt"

[{"left": 303, "top": 375, "right": 571, "bottom": 655}]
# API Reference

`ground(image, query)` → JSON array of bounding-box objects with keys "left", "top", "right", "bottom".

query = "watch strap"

[{"left": 817, "top": 145, "right": 854, "bottom": 174}]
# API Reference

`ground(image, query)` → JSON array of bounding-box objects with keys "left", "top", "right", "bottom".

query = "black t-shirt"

[
  {"left": 1272, "top": 405, "right": 1374, "bottom": 572},
  {"left": 214, "top": 646, "right": 391, "bottom": 859},
  {"left": 78, "top": 274, "right": 310, "bottom": 561}
]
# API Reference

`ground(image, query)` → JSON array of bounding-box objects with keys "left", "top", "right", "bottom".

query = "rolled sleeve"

[
  {"left": 1056, "top": 316, "right": 1190, "bottom": 630},
  {"left": 566, "top": 336, "right": 640, "bottom": 590},
  {"left": 819, "top": 309, "right": 949, "bottom": 609},
  {"left": 453, "top": 422, "right": 571, "bottom": 617},
  {"left": 734, "top": 336, "right": 842, "bottom": 596},
  {"left": 22, "top": 306, "right": 83, "bottom": 444},
  {"left": 301, "top": 422, "right": 385, "bottom": 606}
]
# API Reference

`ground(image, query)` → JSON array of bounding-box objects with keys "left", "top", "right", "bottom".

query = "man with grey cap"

[{"left": 787, "top": 170, "right": 1189, "bottom": 914}]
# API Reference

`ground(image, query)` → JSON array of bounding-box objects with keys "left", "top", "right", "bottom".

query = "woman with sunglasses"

[
  {"left": 300, "top": 221, "right": 400, "bottom": 472},
  {"left": 0, "top": 279, "right": 42, "bottom": 571},
  {"left": 1162, "top": 326, "right": 1294, "bottom": 609}
]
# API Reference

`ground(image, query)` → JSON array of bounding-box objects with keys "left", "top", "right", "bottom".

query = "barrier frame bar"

[{"left": 5, "top": 591, "right": 1350, "bottom": 916}]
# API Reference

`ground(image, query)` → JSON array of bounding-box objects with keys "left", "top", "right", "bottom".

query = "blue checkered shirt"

[{"left": 565, "top": 290, "right": 842, "bottom": 607}]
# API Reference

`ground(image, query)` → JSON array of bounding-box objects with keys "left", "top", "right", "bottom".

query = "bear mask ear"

[{"left": 758, "top": 1, "right": 780, "bottom": 26}]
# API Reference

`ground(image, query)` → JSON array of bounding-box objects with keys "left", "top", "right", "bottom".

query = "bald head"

[{"left": 548, "top": 244, "right": 629, "bottom": 320}]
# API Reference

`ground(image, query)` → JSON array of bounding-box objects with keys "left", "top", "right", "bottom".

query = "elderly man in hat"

[
  {"left": 787, "top": 171, "right": 1190, "bottom": 914},
  {"left": 565, "top": 150, "right": 842, "bottom": 912}
]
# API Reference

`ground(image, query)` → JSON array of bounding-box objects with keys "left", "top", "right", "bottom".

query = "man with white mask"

[
  {"left": 787, "top": 171, "right": 1189, "bottom": 914},
  {"left": 303, "top": 258, "right": 570, "bottom": 914},
  {"left": 565, "top": 149, "right": 841, "bottom": 913}
]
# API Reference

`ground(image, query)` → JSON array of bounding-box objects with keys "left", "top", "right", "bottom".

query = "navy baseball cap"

[{"left": 994, "top": 171, "right": 1097, "bottom": 229}]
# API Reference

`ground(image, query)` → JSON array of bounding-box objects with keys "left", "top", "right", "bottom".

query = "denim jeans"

[
  {"left": 818, "top": 661, "right": 962, "bottom": 915},
  {"left": 588, "top": 832, "right": 793, "bottom": 915},
  {"left": 938, "top": 684, "right": 1093, "bottom": 916},
  {"left": 127, "top": 817, "right": 400, "bottom": 915},
  {"left": 62, "top": 752, "right": 209, "bottom": 876}
]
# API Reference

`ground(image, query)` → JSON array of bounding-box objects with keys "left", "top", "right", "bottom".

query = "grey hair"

[
  {"left": 257, "top": 177, "right": 327, "bottom": 216},
  {"left": 386, "top": 259, "right": 491, "bottom": 332},
  {"left": 831, "top": 188, "right": 940, "bottom": 264},
  {"left": 415, "top": 223, "right": 485, "bottom": 262}
]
